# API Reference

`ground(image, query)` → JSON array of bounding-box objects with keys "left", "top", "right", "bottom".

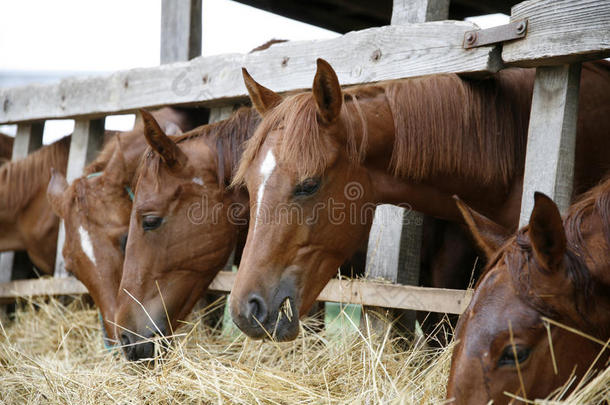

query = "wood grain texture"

[
  {"left": 503, "top": 0, "right": 610, "bottom": 67},
  {"left": 519, "top": 63, "right": 581, "bottom": 226},
  {"left": 0, "top": 22, "right": 499, "bottom": 124},
  {"left": 392, "top": 0, "right": 450, "bottom": 24},
  {"left": 161, "top": 0, "right": 202, "bottom": 64}
]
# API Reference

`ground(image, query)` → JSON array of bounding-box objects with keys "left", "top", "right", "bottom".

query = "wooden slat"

[
  {"left": 0, "top": 122, "right": 44, "bottom": 285},
  {"left": 54, "top": 118, "right": 106, "bottom": 278},
  {"left": 160, "top": 0, "right": 202, "bottom": 64},
  {"left": 0, "top": 272, "right": 472, "bottom": 314},
  {"left": 391, "top": 0, "right": 449, "bottom": 24},
  {"left": 0, "top": 21, "right": 500, "bottom": 124},
  {"left": 361, "top": 0, "right": 446, "bottom": 334},
  {"left": 519, "top": 63, "right": 581, "bottom": 226},
  {"left": 503, "top": 0, "right": 610, "bottom": 67}
]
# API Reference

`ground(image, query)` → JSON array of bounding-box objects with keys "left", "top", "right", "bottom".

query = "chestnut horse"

[
  {"left": 47, "top": 107, "right": 205, "bottom": 347},
  {"left": 447, "top": 179, "right": 610, "bottom": 404},
  {"left": 228, "top": 59, "right": 610, "bottom": 341},
  {"left": 114, "top": 107, "right": 257, "bottom": 360}
]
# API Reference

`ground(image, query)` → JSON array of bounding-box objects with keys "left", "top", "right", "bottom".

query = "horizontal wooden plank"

[
  {"left": 0, "top": 277, "right": 88, "bottom": 303},
  {"left": 0, "top": 272, "right": 472, "bottom": 314},
  {"left": 503, "top": 0, "right": 610, "bottom": 67},
  {"left": 0, "top": 21, "right": 499, "bottom": 124}
]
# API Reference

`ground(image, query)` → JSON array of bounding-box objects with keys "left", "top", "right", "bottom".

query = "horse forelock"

[
  {"left": 505, "top": 179, "right": 610, "bottom": 334},
  {"left": 234, "top": 69, "right": 533, "bottom": 189},
  {"left": 232, "top": 90, "right": 369, "bottom": 187},
  {"left": 136, "top": 107, "right": 259, "bottom": 191}
]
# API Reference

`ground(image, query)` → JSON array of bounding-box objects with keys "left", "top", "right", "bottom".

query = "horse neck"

[
  {"left": 346, "top": 72, "right": 532, "bottom": 228},
  {"left": 0, "top": 136, "right": 70, "bottom": 219}
]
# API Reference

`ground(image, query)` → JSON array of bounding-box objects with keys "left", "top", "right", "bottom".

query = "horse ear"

[
  {"left": 313, "top": 58, "right": 342, "bottom": 124},
  {"left": 529, "top": 192, "right": 567, "bottom": 272},
  {"left": 454, "top": 195, "right": 510, "bottom": 259},
  {"left": 139, "top": 109, "right": 187, "bottom": 169},
  {"left": 47, "top": 168, "right": 68, "bottom": 218},
  {"left": 242, "top": 68, "right": 282, "bottom": 115}
]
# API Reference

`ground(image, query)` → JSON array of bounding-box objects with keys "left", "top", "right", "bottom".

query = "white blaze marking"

[
  {"left": 78, "top": 226, "right": 96, "bottom": 265},
  {"left": 254, "top": 150, "right": 276, "bottom": 230},
  {"left": 192, "top": 177, "right": 204, "bottom": 186}
]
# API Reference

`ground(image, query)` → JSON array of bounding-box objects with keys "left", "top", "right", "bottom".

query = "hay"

[{"left": 0, "top": 299, "right": 607, "bottom": 404}]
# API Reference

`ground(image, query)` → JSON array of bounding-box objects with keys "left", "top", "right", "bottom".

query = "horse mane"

[
  {"left": 509, "top": 177, "right": 610, "bottom": 331},
  {"left": 139, "top": 107, "right": 260, "bottom": 184},
  {"left": 0, "top": 136, "right": 71, "bottom": 216},
  {"left": 233, "top": 68, "right": 533, "bottom": 187}
]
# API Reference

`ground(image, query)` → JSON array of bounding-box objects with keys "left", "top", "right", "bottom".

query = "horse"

[
  {"left": 447, "top": 178, "right": 610, "bottom": 404},
  {"left": 46, "top": 107, "right": 206, "bottom": 347},
  {"left": 114, "top": 107, "right": 257, "bottom": 360},
  {"left": 228, "top": 59, "right": 610, "bottom": 341}
]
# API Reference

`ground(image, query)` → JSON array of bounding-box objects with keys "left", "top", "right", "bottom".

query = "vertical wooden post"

[
  {"left": 0, "top": 122, "right": 44, "bottom": 283},
  {"left": 391, "top": 0, "right": 450, "bottom": 24},
  {"left": 362, "top": 0, "right": 448, "bottom": 336},
  {"left": 519, "top": 63, "right": 581, "bottom": 226},
  {"left": 161, "top": 0, "right": 202, "bottom": 64},
  {"left": 54, "top": 118, "right": 105, "bottom": 277}
]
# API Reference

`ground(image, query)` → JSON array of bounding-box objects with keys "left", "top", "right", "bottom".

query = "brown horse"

[
  {"left": 46, "top": 107, "right": 205, "bottom": 347},
  {"left": 447, "top": 179, "right": 610, "bottom": 404},
  {"left": 228, "top": 59, "right": 610, "bottom": 341},
  {"left": 114, "top": 107, "right": 257, "bottom": 360},
  {"left": 1, "top": 136, "right": 72, "bottom": 274}
]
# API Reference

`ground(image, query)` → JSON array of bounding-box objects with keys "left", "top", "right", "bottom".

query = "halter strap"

[
  {"left": 87, "top": 171, "right": 134, "bottom": 201},
  {"left": 98, "top": 311, "right": 119, "bottom": 352}
]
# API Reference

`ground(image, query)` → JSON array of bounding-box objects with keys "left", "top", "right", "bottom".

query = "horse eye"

[
  {"left": 142, "top": 215, "right": 163, "bottom": 231},
  {"left": 294, "top": 178, "right": 320, "bottom": 197},
  {"left": 498, "top": 344, "right": 531, "bottom": 367}
]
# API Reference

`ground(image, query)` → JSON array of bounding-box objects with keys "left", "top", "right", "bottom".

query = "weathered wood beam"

[
  {"left": 519, "top": 63, "right": 581, "bottom": 226},
  {"left": 503, "top": 0, "right": 610, "bottom": 67},
  {"left": 0, "top": 273, "right": 473, "bottom": 314},
  {"left": 161, "top": 0, "right": 202, "bottom": 64},
  {"left": 0, "top": 21, "right": 499, "bottom": 124},
  {"left": 54, "top": 118, "right": 105, "bottom": 278},
  {"left": 0, "top": 122, "right": 44, "bottom": 286}
]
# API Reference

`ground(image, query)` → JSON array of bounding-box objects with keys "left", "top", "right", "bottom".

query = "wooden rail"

[{"left": 0, "top": 272, "right": 473, "bottom": 314}]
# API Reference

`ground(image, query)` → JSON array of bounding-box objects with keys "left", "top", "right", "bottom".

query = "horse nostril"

[
  {"left": 247, "top": 294, "right": 268, "bottom": 324},
  {"left": 120, "top": 332, "right": 132, "bottom": 347}
]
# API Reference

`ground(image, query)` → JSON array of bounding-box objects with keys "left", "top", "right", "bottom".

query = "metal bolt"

[
  {"left": 465, "top": 32, "right": 477, "bottom": 45},
  {"left": 516, "top": 21, "right": 527, "bottom": 35}
]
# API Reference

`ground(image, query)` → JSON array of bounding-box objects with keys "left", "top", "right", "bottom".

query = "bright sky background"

[{"left": 0, "top": 0, "right": 507, "bottom": 143}]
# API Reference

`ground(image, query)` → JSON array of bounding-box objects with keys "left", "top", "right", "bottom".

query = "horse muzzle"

[
  {"left": 118, "top": 319, "right": 171, "bottom": 361},
  {"left": 231, "top": 291, "right": 301, "bottom": 341}
]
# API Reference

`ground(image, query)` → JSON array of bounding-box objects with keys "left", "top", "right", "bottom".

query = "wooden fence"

[{"left": 0, "top": 0, "right": 608, "bottom": 318}]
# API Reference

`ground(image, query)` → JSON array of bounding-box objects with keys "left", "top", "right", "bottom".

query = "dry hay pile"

[{"left": 0, "top": 298, "right": 607, "bottom": 404}]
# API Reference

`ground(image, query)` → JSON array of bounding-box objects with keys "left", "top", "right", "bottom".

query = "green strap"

[
  {"left": 98, "top": 311, "right": 119, "bottom": 352},
  {"left": 87, "top": 171, "right": 134, "bottom": 201}
]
